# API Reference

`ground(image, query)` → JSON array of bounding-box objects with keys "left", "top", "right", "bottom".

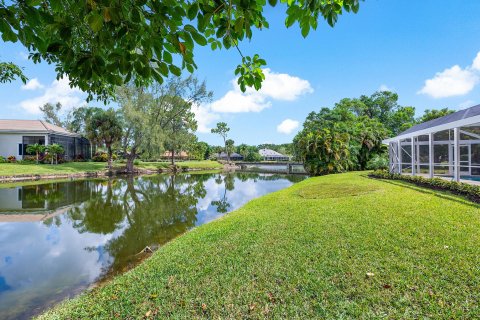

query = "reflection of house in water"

[{"left": 0, "top": 180, "right": 98, "bottom": 222}]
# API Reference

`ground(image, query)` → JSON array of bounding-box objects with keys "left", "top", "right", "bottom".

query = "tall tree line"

[{"left": 294, "top": 91, "right": 455, "bottom": 175}]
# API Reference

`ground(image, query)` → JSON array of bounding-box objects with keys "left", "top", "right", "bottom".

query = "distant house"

[
  {"left": 259, "top": 148, "right": 290, "bottom": 161},
  {"left": 162, "top": 151, "right": 189, "bottom": 160},
  {"left": 0, "top": 120, "right": 92, "bottom": 160},
  {"left": 216, "top": 152, "right": 244, "bottom": 161}
]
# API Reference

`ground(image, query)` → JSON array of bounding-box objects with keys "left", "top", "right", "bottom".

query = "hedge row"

[{"left": 370, "top": 170, "right": 480, "bottom": 203}]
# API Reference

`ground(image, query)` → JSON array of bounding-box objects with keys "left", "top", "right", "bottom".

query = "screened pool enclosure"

[{"left": 384, "top": 105, "right": 480, "bottom": 182}]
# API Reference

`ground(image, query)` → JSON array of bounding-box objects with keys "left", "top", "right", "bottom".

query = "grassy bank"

[
  {"left": 38, "top": 172, "right": 480, "bottom": 319},
  {"left": 0, "top": 161, "right": 222, "bottom": 177},
  {"left": 136, "top": 160, "right": 223, "bottom": 171},
  {"left": 0, "top": 162, "right": 107, "bottom": 176}
]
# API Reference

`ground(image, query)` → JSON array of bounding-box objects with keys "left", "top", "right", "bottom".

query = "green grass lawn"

[
  {"left": 0, "top": 161, "right": 222, "bottom": 177},
  {"left": 0, "top": 162, "right": 108, "bottom": 176},
  {"left": 38, "top": 172, "right": 480, "bottom": 319}
]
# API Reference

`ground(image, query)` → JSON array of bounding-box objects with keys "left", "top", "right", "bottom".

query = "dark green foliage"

[
  {"left": 294, "top": 125, "right": 352, "bottom": 175},
  {"left": 370, "top": 170, "right": 480, "bottom": 203},
  {"left": 236, "top": 144, "right": 262, "bottom": 162},
  {"left": 294, "top": 91, "right": 415, "bottom": 175},
  {"left": 0, "top": 0, "right": 361, "bottom": 102},
  {"left": 85, "top": 108, "right": 122, "bottom": 170}
]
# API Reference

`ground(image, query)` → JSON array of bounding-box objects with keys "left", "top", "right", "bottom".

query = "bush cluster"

[
  {"left": 7, "top": 155, "right": 16, "bottom": 163},
  {"left": 370, "top": 170, "right": 480, "bottom": 203},
  {"left": 92, "top": 152, "right": 117, "bottom": 162}
]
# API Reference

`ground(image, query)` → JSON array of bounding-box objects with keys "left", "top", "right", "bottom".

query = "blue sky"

[{"left": 1, "top": 1, "right": 480, "bottom": 145}]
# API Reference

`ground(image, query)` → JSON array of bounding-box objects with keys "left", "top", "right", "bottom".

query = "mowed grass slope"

[
  {"left": 0, "top": 162, "right": 107, "bottom": 176},
  {"left": 38, "top": 172, "right": 480, "bottom": 319}
]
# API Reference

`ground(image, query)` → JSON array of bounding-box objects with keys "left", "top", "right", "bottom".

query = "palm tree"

[
  {"left": 25, "top": 143, "right": 46, "bottom": 164},
  {"left": 46, "top": 144, "right": 64, "bottom": 165}
]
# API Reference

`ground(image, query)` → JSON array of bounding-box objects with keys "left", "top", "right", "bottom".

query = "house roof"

[
  {"left": 0, "top": 120, "right": 79, "bottom": 137},
  {"left": 384, "top": 104, "right": 480, "bottom": 143},
  {"left": 259, "top": 148, "right": 288, "bottom": 157}
]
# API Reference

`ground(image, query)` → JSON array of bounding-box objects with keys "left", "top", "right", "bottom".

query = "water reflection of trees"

[
  {"left": 65, "top": 174, "right": 208, "bottom": 275},
  {"left": 211, "top": 173, "right": 235, "bottom": 213},
  {"left": 37, "top": 172, "right": 303, "bottom": 277}
]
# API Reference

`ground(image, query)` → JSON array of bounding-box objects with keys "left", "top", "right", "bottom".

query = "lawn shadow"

[{"left": 361, "top": 174, "right": 480, "bottom": 209}]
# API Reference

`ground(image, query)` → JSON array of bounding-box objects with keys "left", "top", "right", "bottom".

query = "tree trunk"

[
  {"left": 36, "top": 152, "right": 39, "bottom": 164},
  {"left": 171, "top": 148, "right": 175, "bottom": 166},
  {"left": 224, "top": 137, "right": 229, "bottom": 162},
  {"left": 56, "top": 154, "right": 58, "bottom": 165},
  {"left": 126, "top": 154, "right": 136, "bottom": 174},
  {"left": 107, "top": 145, "right": 113, "bottom": 172}
]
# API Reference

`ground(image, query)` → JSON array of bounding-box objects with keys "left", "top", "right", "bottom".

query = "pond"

[{"left": 0, "top": 172, "right": 305, "bottom": 320}]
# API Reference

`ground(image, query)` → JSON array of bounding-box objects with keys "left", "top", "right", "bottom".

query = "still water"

[{"left": 0, "top": 172, "right": 304, "bottom": 319}]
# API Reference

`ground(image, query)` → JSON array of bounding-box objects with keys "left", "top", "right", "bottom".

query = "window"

[
  {"left": 18, "top": 144, "right": 23, "bottom": 156},
  {"left": 22, "top": 136, "right": 45, "bottom": 155}
]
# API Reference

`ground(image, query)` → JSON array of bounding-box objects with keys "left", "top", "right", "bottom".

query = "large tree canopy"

[
  {"left": 0, "top": 0, "right": 361, "bottom": 101},
  {"left": 294, "top": 91, "right": 413, "bottom": 175}
]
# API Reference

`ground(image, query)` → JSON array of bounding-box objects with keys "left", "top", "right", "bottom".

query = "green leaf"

[
  {"left": 87, "top": 13, "right": 104, "bottom": 32},
  {"left": 191, "top": 31, "right": 207, "bottom": 46},
  {"left": 158, "top": 62, "right": 169, "bottom": 76},
  {"left": 26, "top": 0, "right": 42, "bottom": 5},
  {"left": 187, "top": 4, "right": 199, "bottom": 20},
  {"left": 301, "top": 23, "right": 310, "bottom": 38},
  {"left": 163, "top": 51, "right": 172, "bottom": 64},
  {"left": 268, "top": 0, "right": 277, "bottom": 6},
  {"left": 234, "top": 17, "right": 244, "bottom": 34},
  {"left": 169, "top": 64, "right": 181, "bottom": 76}
]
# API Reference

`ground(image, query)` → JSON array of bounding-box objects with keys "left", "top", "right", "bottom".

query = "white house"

[
  {"left": 258, "top": 148, "right": 290, "bottom": 162},
  {"left": 0, "top": 119, "right": 92, "bottom": 160}
]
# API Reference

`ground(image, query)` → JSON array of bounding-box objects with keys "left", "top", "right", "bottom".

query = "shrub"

[
  {"left": 133, "top": 159, "right": 140, "bottom": 165},
  {"left": 370, "top": 170, "right": 480, "bottom": 203},
  {"left": 7, "top": 155, "right": 16, "bottom": 163},
  {"left": 0, "top": 156, "right": 6, "bottom": 163},
  {"left": 73, "top": 155, "right": 86, "bottom": 162},
  {"left": 366, "top": 154, "right": 389, "bottom": 170},
  {"left": 92, "top": 151, "right": 117, "bottom": 162},
  {"left": 22, "top": 155, "right": 37, "bottom": 163},
  {"left": 42, "top": 153, "right": 53, "bottom": 164}
]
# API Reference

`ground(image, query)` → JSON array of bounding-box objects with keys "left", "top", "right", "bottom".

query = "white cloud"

[
  {"left": 277, "top": 118, "right": 299, "bottom": 134},
  {"left": 192, "top": 104, "right": 220, "bottom": 133},
  {"left": 379, "top": 84, "right": 394, "bottom": 92},
  {"left": 19, "top": 77, "right": 85, "bottom": 114},
  {"left": 210, "top": 68, "right": 313, "bottom": 113},
  {"left": 211, "top": 89, "right": 271, "bottom": 113},
  {"left": 472, "top": 52, "right": 480, "bottom": 71},
  {"left": 418, "top": 65, "right": 478, "bottom": 98},
  {"left": 244, "top": 68, "right": 313, "bottom": 101},
  {"left": 21, "top": 78, "right": 44, "bottom": 91},
  {"left": 418, "top": 51, "right": 480, "bottom": 98}
]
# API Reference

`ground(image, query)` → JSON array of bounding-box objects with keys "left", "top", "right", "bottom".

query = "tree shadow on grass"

[{"left": 361, "top": 174, "right": 480, "bottom": 209}]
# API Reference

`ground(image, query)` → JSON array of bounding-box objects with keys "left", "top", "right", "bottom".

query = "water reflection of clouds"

[
  {"left": 195, "top": 175, "right": 295, "bottom": 226},
  {"left": 0, "top": 217, "right": 116, "bottom": 317}
]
